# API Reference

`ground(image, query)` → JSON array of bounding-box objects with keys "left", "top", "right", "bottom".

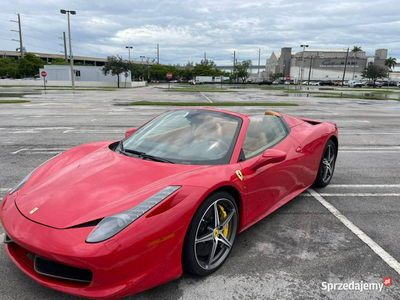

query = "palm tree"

[
  {"left": 385, "top": 57, "right": 397, "bottom": 87},
  {"left": 351, "top": 46, "right": 362, "bottom": 80}
]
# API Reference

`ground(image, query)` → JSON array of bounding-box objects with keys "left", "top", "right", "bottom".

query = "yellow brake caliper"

[{"left": 218, "top": 204, "right": 229, "bottom": 237}]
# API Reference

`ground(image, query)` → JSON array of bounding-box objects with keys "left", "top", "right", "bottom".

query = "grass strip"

[
  {"left": 0, "top": 100, "right": 29, "bottom": 103},
  {"left": 130, "top": 101, "right": 298, "bottom": 106},
  {"left": 34, "top": 88, "right": 117, "bottom": 91},
  {"left": 164, "top": 88, "right": 236, "bottom": 92},
  {"left": 313, "top": 94, "right": 395, "bottom": 101}
]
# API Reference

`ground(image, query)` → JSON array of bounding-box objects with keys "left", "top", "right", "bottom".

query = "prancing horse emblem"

[
  {"left": 235, "top": 170, "right": 243, "bottom": 181},
  {"left": 29, "top": 207, "right": 39, "bottom": 214}
]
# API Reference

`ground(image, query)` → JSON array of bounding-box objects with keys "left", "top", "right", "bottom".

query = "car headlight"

[
  {"left": 86, "top": 186, "right": 181, "bottom": 243},
  {"left": 9, "top": 153, "right": 62, "bottom": 195},
  {"left": 9, "top": 171, "right": 34, "bottom": 195}
]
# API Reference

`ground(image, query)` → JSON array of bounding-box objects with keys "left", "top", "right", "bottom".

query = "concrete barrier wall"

[{"left": 0, "top": 79, "right": 146, "bottom": 88}]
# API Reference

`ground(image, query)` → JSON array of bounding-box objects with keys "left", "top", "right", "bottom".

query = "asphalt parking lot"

[{"left": 0, "top": 84, "right": 399, "bottom": 299}]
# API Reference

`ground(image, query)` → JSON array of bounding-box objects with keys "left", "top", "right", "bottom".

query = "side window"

[
  {"left": 242, "top": 115, "right": 288, "bottom": 160},
  {"left": 76, "top": 70, "right": 81, "bottom": 77}
]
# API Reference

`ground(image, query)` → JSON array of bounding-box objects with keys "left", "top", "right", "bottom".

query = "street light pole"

[
  {"left": 60, "top": 9, "right": 76, "bottom": 89},
  {"left": 300, "top": 44, "right": 309, "bottom": 89},
  {"left": 126, "top": 46, "right": 132, "bottom": 62},
  {"left": 341, "top": 47, "right": 349, "bottom": 86}
]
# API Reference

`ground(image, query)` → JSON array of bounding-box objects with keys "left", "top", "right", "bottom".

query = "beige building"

[{"left": 263, "top": 47, "right": 389, "bottom": 82}]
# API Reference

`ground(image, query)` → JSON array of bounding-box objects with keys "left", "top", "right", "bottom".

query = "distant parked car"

[
  {"left": 309, "top": 81, "right": 320, "bottom": 86},
  {"left": 319, "top": 80, "right": 334, "bottom": 86},
  {"left": 381, "top": 81, "right": 397, "bottom": 87},
  {"left": 366, "top": 81, "right": 382, "bottom": 88},
  {"left": 301, "top": 81, "right": 309, "bottom": 85},
  {"left": 258, "top": 80, "right": 273, "bottom": 85},
  {"left": 272, "top": 80, "right": 281, "bottom": 85},
  {"left": 347, "top": 80, "right": 364, "bottom": 88}
]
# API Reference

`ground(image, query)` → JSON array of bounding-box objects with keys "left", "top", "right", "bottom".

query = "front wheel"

[
  {"left": 182, "top": 191, "right": 238, "bottom": 276},
  {"left": 313, "top": 139, "right": 337, "bottom": 187}
]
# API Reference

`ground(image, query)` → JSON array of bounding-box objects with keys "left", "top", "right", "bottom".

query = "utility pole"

[
  {"left": 342, "top": 47, "right": 349, "bottom": 86},
  {"left": 307, "top": 56, "right": 314, "bottom": 83},
  {"left": 257, "top": 49, "right": 261, "bottom": 75},
  {"left": 11, "top": 13, "right": 24, "bottom": 58},
  {"left": 156, "top": 44, "right": 160, "bottom": 64},
  {"left": 125, "top": 46, "right": 133, "bottom": 62},
  {"left": 204, "top": 52, "right": 207, "bottom": 63},
  {"left": 300, "top": 44, "right": 309, "bottom": 88},
  {"left": 60, "top": 9, "right": 76, "bottom": 89},
  {"left": 140, "top": 56, "right": 145, "bottom": 81},
  {"left": 63, "top": 32, "right": 68, "bottom": 62},
  {"left": 233, "top": 51, "right": 236, "bottom": 79}
]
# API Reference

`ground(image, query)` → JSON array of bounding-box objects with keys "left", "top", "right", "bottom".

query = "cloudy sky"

[{"left": 0, "top": 0, "right": 399, "bottom": 66}]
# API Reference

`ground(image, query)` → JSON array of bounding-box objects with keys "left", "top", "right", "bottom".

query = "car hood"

[{"left": 15, "top": 143, "right": 206, "bottom": 229}]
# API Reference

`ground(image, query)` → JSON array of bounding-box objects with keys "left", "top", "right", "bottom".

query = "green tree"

[
  {"left": 270, "top": 72, "right": 284, "bottom": 80},
  {"left": 385, "top": 57, "right": 396, "bottom": 71},
  {"left": 351, "top": 46, "right": 362, "bottom": 80},
  {"left": 361, "top": 63, "right": 388, "bottom": 86},
  {"left": 102, "top": 55, "right": 130, "bottom": 88},
  {"left": 150, "top": 64, "right": 167, "bottom": 81},
  {"left": 18, "top": 53, "right": 45, "bottom": 78},
  {"left": 384, "top": 57, "right": 397, "bottom": 86},
  {"left": 234, "top": 60, "right": 252, "bottom": 83},
  {"left": 0, "top": 57, "right": 20, "bottom": 78},
  {"left": 51, "top": 58, "right": 69, "bottom": 65}
]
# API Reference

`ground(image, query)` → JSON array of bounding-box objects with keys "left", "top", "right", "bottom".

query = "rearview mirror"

[
  {"left": 249, "top": 149, "right": 286, "bottom": 171},
  {"left": 125, "top": 128, "right": 137, "bottom": 138}
]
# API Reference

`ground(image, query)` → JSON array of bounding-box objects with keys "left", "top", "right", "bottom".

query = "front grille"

[{"left": 34, "top": 256, "right": 93, "bottom": 283}]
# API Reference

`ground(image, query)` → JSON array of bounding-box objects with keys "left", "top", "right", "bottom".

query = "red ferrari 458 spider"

[{"left": 1, "top": 108, "right": 338, "bottom": 299}]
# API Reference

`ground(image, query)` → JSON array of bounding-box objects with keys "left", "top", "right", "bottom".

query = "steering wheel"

[{"left": 208, "top": 138, "right": 230, "bottom": 153}]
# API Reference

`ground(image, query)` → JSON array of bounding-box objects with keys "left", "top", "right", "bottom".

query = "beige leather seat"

[
  {"left": 242, "top": 119, "right": 267, "bottom": 156},
  {"left": 193, "top": 115, "right": 223, "bottom": 142}
]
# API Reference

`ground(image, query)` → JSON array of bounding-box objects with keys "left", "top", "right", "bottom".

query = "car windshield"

[{"left": 122, "top": 109, "right": 242, "bottom": 165}]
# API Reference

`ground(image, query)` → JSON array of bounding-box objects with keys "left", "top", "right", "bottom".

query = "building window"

[{"left": 76, "top": 70, "right": 81, "bottom": 77}]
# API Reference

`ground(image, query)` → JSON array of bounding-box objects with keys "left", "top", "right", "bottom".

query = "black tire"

[
  {"left": 182, "top": 191, "right": 238, "bottom": 276},
  {"left": 313, "top": 139, "right": 337, "bottom": 188}
]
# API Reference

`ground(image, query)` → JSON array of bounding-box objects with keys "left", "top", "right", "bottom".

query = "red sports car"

[{"left": 0, "top": 108, "right": 338, "bottom": 299}]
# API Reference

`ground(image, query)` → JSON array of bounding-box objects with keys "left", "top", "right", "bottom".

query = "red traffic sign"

[
  {"left": 41, "top": 71, "right": 47, "bottom": 77},
  {"left": 285, "top": 75, "right": 291, "bottom": 81},
  {"left": 166, "top": 72, "right": 172, "bottom": 79}
]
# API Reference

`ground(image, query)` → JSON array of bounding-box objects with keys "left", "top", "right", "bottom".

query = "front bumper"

[{"left": 0, "top": 188, "right": 204, "bottom": 299}]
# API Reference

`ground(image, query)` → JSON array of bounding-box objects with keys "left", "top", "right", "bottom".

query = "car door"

[{"left": 238, "top": 115, "right": 306, "bottom": 227}]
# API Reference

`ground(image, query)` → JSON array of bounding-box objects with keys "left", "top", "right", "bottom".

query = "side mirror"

[
  {"left": 125, "top": 128, "right": 137, "bottom": 138},
  {"left": 250, "top": 149, "right": 286, "bottom": 171}
]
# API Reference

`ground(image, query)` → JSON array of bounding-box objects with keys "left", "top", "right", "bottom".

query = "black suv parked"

[{"left": 319, "top": 80, "right": 334, "bottom": 86}]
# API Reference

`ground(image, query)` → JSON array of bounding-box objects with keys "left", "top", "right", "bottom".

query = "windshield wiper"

[{"left": 118, "top": 142, "right": 174, "bottom": 164}]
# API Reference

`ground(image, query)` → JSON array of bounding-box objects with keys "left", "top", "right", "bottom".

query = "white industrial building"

[
  {"left": 38, "top": 65, "right": 144, "bottom": 87},
  {"left": 263, "top": 48, "right": 393, "bottom": 82}
]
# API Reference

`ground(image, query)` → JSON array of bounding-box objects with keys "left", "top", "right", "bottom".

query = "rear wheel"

[
  {"left": 182, "top": 191, "right": 238, "bottom": 276},
  {"left": 313, "top": 139, "right": 336, "bottom": 187}
]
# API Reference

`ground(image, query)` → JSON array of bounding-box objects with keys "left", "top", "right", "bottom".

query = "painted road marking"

[
  {"left": 0, "top": 188, "right": 10, "bottom": 192},
  {"left": 329, "top": 184, "right": 400, "bottom": 188},
  {"left": 0, "top": 233, "right": 4, "bottom": 244},
  {"left": 63, "top": 129, "right": 123, "bottom": 134},
  {"left": 308, "top": 188, "right": 400, "bottom": 275},
  {"left": 339, "top": 151, "right": 400, "bottom": 153},
  {"left": 11, "top": 148, "right": 68, "bottom": 154},
  {"left": 200, "top": 92, "right": 213, "bottom": 103},
  {"left": 318, "top": 193, "right": 400, "bottom": 197},
  {"left": 341, "top": 132, "right": 400, "bottom": 135},
  {"left": 340, "top": 147, "right": 400, "bottom": 150}
]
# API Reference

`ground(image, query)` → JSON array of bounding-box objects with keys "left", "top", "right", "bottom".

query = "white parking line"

[
  {"left": 308, "top": 189, "right": 400, "bottom": 275},
  {"left": 319, "top": 193, "right": 400, "bottom": 197},
  {"left": 0, "top": 233, "right": 4, "bottom": 244},
  {"left": 339, "top": 151, "right": 400, "bottom": 153},
  {"left": 63, "top": 129, "right": 122, "bottom": 134},
  {"left": 200, "top": 92, "right": 213, "bottom": 103},
  {"left": 341, "top": 132, "right": 400, "bottom": 135},
  {"left": 11, "top": 148, "right": 68, "bottom": 154},
  {"left": 329, "top": 184, "right": 400, "bottom": 188},
  {"left": 0, "top": 188, "right": 10, "bottom": 192}
]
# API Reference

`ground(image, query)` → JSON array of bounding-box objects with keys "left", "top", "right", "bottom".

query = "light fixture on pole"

[
  {"left": 299, "top": 44, "right": 309, "bottom": 88},
  {"left": 125, "top": 46, "right": 133, "bottom": 62},
  {"left": 140, "top": 56, "right": 145, "bottom": 81},
  {"left": 60, "top": 9, "right": 76, "bottom": 89}
]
